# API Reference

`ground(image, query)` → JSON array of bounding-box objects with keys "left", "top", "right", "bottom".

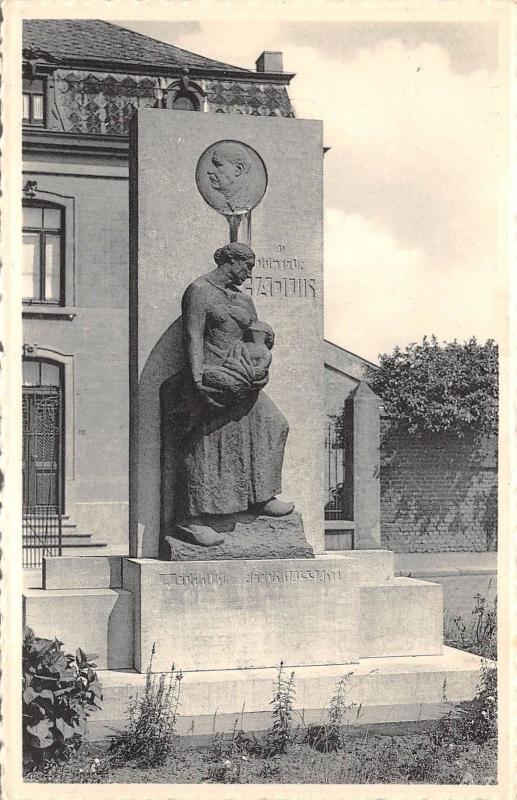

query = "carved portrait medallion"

[{"left": 196, "top": 140, "right": 267, "bottom": 215}]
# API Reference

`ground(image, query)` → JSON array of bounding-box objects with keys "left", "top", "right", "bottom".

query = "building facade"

[{"left": 22, "top": 20, "right": 361, "bottom": 557}]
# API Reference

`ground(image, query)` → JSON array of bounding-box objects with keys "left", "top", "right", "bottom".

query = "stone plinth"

[
  {"left": 129, "top": 110, "right": 324, "bottom": 558},
  {"left": 123, "top": 556, "right": 360, "bottom": 672},
  {"left": 43, "top": 555, "right": 122, "bottom": 590},
  {"left": 359, "top": 578, "right": 443, "bottom": 658},
  {"left": 95, "top": 647, "right": 487, "bottom": 732},
  {"left": 165, "top": 510, "right": 313, "bottom": 561},
  {"left": 23, "top": 588, "right": 133, "bottom": 670}
]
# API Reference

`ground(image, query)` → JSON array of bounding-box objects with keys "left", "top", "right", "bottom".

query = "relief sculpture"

[{"left": 196, "top": 140, "right": 267, "bottom": 216}]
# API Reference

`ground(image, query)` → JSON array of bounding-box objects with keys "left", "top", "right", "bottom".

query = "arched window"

[
  {"left": 167, "top": 90, "right": 200, "bottom": 112},
  {"left": 22, "top": 358, "right": 64, "bottom": 513},
  {"left": 22, "top": 201, "right": 64, "bottom": 304}
]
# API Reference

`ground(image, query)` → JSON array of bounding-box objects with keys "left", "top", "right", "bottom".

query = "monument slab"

[
  {"left": 123, "top": 556, "right": 360, "bottom": 672},
  {"left": 129, "top": 110, "right": 324, "bottom": 558}
]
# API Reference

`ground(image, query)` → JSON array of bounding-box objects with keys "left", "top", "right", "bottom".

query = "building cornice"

[
  {"left": 23, "top": 129, "right": 130, "bottom": 159},
  {"left": 23, "top": 55, "right": 295, "bottom": 86}
]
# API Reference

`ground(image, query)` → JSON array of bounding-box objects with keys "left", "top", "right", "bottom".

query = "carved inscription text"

[
  {"left": 246, "top": 569, "right": 341, "bottom": 584},
  {"left": 243, "top": 275, "right": 316, "bottom": 298},
  {"left": 160, "top": 572, "right": 226, "bottom": 586}
]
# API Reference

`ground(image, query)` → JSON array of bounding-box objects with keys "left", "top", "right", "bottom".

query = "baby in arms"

[{"left": 202, "top": 320, "right": 274, "bottom": 405}]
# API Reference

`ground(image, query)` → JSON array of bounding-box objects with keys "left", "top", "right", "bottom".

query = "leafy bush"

[
  {"left": 353, "top": 336, "right": 498, "bottom": 438},
  {"left": 108, "top": 643, "right": 183, "bottom": 768},
  {"left": 23, "top": 627, "right": 102, "bottom": 767}
]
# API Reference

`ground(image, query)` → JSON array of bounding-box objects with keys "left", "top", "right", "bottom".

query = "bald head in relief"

[{"left": 196, "top": 140, "right": 267, "bottom": 215}]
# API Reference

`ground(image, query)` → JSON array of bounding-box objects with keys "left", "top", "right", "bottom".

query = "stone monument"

[
  {"left": 23, "top": 108, "right": 488, "bottom": 734},
  {"left": 129, "top": 111, "right": 326, "bottom": 561}
]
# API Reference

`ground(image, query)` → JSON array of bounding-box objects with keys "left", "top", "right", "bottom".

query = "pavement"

[{"left": 395, "top": 551, "right": 497, "bottom": 578}]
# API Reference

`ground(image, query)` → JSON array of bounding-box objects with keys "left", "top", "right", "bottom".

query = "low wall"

[{"left": 380, "top": 423, "right": 497, "bottom": 553}]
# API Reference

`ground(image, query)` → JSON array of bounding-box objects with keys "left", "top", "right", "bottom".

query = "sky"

[{"left": 121, "top": 20, "right": 506, "bottom": 362}]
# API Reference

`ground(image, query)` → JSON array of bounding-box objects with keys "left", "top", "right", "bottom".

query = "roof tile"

[{"left": 23, "top": 19, "right": 250, "bottom": 73}]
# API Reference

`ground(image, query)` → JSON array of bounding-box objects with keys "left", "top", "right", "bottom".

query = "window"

[
  {"left": 23, "top": 78, "right": 46, "bottom": 126},
  {"left": 167, "top": 91, "right": 200, "bottom": 111},
  {"left": 22, "top": 203, "right": 64, "bottom": 304}
]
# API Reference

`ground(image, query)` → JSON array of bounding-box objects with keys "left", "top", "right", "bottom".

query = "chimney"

[{"left": 255, "top": 51, "right": 283, "bottom": 73}]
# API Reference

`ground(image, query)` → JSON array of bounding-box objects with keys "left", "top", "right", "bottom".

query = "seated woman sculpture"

[{"left": 175, "top": 242, "right": 294, "bottom": 547}]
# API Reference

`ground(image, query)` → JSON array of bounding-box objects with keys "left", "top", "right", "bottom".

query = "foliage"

[
  {"left": 305, "top": 672, "right": 359, "bottom": 752},
  {"left": 444, "top": 593, "right": 497, "bottom": 660},
  {"left": 263, "top": 661, "right": 297, "bottom": 756},
  {"left": 108, "top": 643, "right": 183, "bottom": 768},
  {"left": 207, "top": 719, "right": 257, "bottom": 783},
  {"left": 351, "top": 336, "right": 498, "bottom": 438},
  {"left": 22, "top": 627, "right": 103, "bottom": 768},
  {"left": 25, "top": 752, "right": 109, "bottom": 783}
]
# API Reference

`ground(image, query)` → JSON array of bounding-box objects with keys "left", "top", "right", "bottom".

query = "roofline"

[
  {"left": 324, "top": 339, "right": 378, "bottom": 369},
  {"left": 102, "top": 18, "right": 249, "bottom": 73},
  {"left": 22, "top": 53, "right": 295, "bottom": 85}
]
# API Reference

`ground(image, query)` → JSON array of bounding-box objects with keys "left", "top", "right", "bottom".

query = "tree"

[{"left": 361, "top": 336, "right": 498, "bottom": 438}]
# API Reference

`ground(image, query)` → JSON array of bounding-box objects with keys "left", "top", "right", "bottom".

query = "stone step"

[
  {"left": 359, "top": 577, "right": 443, "bottom": 658},
  {"left": 94, "top": 647, "right": 487, "bottom": 732}
]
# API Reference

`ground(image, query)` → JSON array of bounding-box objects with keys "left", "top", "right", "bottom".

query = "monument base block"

[
  {"left": 124, "top": 555, "right": 360, "bottom": 672},
  {"left": 165, "top": 510, "right": 313, "bottom": 561},
  {"left": 94, "top": 647, "right": 487, "bottom": 734}
]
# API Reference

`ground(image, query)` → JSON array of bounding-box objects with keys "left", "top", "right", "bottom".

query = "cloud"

[
  {"left": 130, "top": 21, "right": 504, "bottom": 354},
  {"left": 325, "top": 208, "right": 504, "bottom": 362},
  {"left": 285, "top": 38, "right": 501, "bottom": 271}
]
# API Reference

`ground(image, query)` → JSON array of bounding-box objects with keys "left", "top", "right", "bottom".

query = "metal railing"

[
  {"left": 325, "top": 422, "right": 345, "bottom": 520},
  {"left": 22, "top": 506, "right": 62, "bottom": 568}
]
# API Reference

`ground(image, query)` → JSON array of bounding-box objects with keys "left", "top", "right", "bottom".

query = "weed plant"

[
  {"left": 263, "top": 661, "right": 297, "bottom": 756},
  {"left": 108, "top": 644, "right": 183, "bottom": 767},
  {"left": 444, "top": 593, "right": 497, "bottom": 660},
  {"left": 305, "top": 672, "right": 360, "bottom": 752}
]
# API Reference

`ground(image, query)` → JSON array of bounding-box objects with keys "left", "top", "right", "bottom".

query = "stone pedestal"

[
  {"left": 165, "top": 510, "right": 313, "bottom": 561},
  {"left": 123, "top": 555, "right": 360, "bottom": 672}
]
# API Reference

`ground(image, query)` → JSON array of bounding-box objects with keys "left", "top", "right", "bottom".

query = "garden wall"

[{"left": 380, "top": 421, "right": 497, "bottom": 552}]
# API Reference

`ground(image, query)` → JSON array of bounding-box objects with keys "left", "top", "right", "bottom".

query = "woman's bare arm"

[{"left": 181, "top": 283, "right": 206, "bottom": 384}]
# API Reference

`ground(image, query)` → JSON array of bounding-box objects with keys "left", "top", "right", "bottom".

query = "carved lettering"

[
  {"left": 160, "top": 572, "right": 226, "bottom": 586},
  {"left": 245, "top": 569, "right": 341, "bottom": 584},
  {"left": 255, "top": 256, "right": 304, "bottom": 270},
  {"left": 244, "top": 275, "right": 317, "bottom": 299}
]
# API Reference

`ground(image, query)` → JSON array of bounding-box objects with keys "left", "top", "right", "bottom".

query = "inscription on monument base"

[
  {"left": 246, "top": 568, "right": 341, "bottom": 583},
  {"left": 125, "top": 557, "right": 360, "bottom": 672}
]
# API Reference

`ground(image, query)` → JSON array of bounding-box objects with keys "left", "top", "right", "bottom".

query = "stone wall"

[{"left": 380, "top": 420, "right": 497, "bottom": 552}]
